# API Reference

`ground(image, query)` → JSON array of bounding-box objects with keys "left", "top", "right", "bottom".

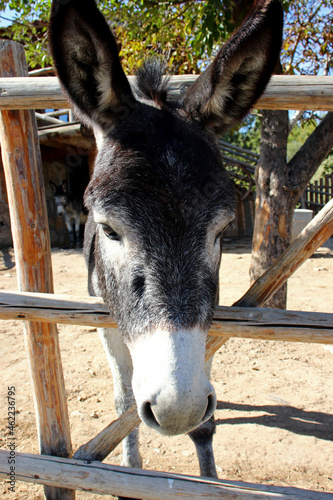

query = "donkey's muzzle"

[
  {"left": 140, "top": 390, "right": 216, "bottom": 436},
  {"left": 130, "top": 326, "right": 216, "bottom": 435}
]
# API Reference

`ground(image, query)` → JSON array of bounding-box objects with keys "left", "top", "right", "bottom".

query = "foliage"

[
  {"left": 281, "top": 0, "right": 333, "bottom": 76},
  {"left": 288, "top": 120, "right": 333, "bottom": 178},
  {"left": 2, "top": 0, "right": 332, "bottom": 80},
  {"left": 0, "top": 0, "right": 238, "bottom": 73},
  {"left": 1, "top": 0, "right": 332, "bottom": 75},
  {"left": 101, "top": 0, "right": 235, "bottom": 74},
  {"left": 0, "top": 1, "right": 50, "bottom": 68},
  {"left": 224, "top": 112, "right": 262, "bottom": 154}
]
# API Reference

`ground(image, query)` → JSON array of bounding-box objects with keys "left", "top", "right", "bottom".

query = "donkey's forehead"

[
  {"left": 87, "top": 104, "right": 236, "bottom": 220},
  {"left": 96, "top": 102, "right": 221, "bottom": 168}
]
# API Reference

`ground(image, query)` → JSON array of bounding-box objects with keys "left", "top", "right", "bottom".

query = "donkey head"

[
  {"left": 49, "top": 0, "right": 283, "bottom": 436},
  {"left": 50, "top": 180, "right": 69, "bottom": 216}
]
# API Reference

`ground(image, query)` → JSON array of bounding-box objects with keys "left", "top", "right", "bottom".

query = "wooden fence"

[
  {"left": 303, "top": 173, "right": 333, "bottom": 215},
  {"left": 0, "top": 74, "right": 333, "bottom": 111},
  {"left": 0, "top": 39, "right": 333, "bottom": 499}
]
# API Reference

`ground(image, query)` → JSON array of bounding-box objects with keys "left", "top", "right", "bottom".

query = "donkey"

[
  {"left": 49, "top": 0, "right": 283, "bottom": 481},
  {"left": 50, "top": 180, "right": 86, "bottom": 248}
]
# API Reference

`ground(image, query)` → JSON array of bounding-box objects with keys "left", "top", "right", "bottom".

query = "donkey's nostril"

[
  {"left": 140, "top": 391, "right": 216, "bottom": 435},
  {"left": 141, "top": 401, "right": 160, "bottom": 429},
  {"left": 202, "top": 392, "right": 216, "bottom": 423}
]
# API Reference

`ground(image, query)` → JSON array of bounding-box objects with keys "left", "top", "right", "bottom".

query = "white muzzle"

[{"left": 130, "top": 326, "right": 216, "bottom": 435}]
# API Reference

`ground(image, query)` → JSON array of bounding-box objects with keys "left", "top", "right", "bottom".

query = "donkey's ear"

[
  {"left": 49, "top": 0, "right": 136, "bottom": 132},
  {"left": 183, "top": 0, "right": 283, "bottom": 135}
]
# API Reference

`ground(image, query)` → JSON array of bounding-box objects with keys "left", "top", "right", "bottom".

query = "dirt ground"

[{"left": 0, "top": 238, "right": 332, "bottom": 499}]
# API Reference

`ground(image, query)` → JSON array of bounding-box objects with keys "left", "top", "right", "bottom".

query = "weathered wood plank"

[
  {"left": 73, "top": 405, "right": 141, "bottom": 461},
  {"left": 0, "top": 76, "right": 68, "bottom": 109},
  {"left": 0, "top": 75, "right": 332, "bottom": 111},
  {"left": 255, "top": 75, "right": 333, "bottom": 110},
  {"left": 0, "top": 449, "right": 331, "bottom": 499},
  {"left": 0, "top": 40, "right": 74, "bottom": 500},
  {"left": 0, "top": 291, "right": 332, "bottom": 343},
  {"left": 38, "top": 123, "right": 95, "bottom": 149}
]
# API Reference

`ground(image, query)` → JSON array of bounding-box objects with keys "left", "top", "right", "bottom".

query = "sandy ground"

[{"left": 0, "top": 238, "right": 332, "bottom": 499}]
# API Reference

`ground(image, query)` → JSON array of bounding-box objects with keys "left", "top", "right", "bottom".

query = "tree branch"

[
  {"left": 289, "top": 110, "right": 304, "bottom": 131},
  {"left": 288, "top": 111, "right": 333, "bottom": 194}
]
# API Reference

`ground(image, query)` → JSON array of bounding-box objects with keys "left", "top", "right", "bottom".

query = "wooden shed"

[{"left": 0, "top": 106, "right": 94, "bottom": 248}]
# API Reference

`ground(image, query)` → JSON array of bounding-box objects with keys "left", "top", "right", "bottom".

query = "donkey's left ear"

[
  {"left": 49, "top": 0, "right": 136, "bottom": 133},
  {"left": 183, "top": 0, "right": 283, "bottom": 135}
]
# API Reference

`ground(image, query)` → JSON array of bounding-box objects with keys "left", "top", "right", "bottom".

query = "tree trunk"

[
  {"left": 250, "top": 109, "right": 294, "bottom": 309},
  {"left": 250, "top": 110, "right": 333, "bottom": 309}
]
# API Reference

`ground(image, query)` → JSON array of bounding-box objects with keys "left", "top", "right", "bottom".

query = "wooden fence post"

[{"left": 0, "top": 40, "right": 74, "bottom": 499}]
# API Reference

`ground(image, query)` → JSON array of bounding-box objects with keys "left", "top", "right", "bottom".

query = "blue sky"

[{"left": 0, "top": 6, "right": 16, "bottom": 27}]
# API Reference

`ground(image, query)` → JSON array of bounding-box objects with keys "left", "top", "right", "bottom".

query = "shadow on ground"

[
  {"left": 0, "top": 249, "right": 15, "bottom": 270},
  {"left": 216, "top": 400, "right": 333, "bottom": 442}
]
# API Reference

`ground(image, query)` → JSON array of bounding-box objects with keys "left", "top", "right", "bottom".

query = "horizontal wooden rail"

[
  {"left": 0, "top": 291, "right": 332, "bottom": 344},
  {"left": 0, "top": 75, "right": 332, "bottom": 111},
  {"left": 0, "top": 450, "right": 331, "bottom": 499}
]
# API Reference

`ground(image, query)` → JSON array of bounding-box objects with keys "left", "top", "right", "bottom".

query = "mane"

[{"left": 135, "top": 59, "right": 171, "bottom": 107}]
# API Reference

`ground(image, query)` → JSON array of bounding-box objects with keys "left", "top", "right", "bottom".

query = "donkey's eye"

[
  {"left": 215, "top": 223, "right": 231, "bottom": 243},
  {"left": 101, "top": 224, "right": 121, "bottom": 241}
]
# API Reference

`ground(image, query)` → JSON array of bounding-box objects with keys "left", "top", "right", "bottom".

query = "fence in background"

[{"left": 303, "top": 173, "right": 333, "bottom": 215}]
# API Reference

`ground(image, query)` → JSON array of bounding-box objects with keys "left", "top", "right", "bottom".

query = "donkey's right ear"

[{"left": 49, "top": 0, "right": 136, "bottom": 133}]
